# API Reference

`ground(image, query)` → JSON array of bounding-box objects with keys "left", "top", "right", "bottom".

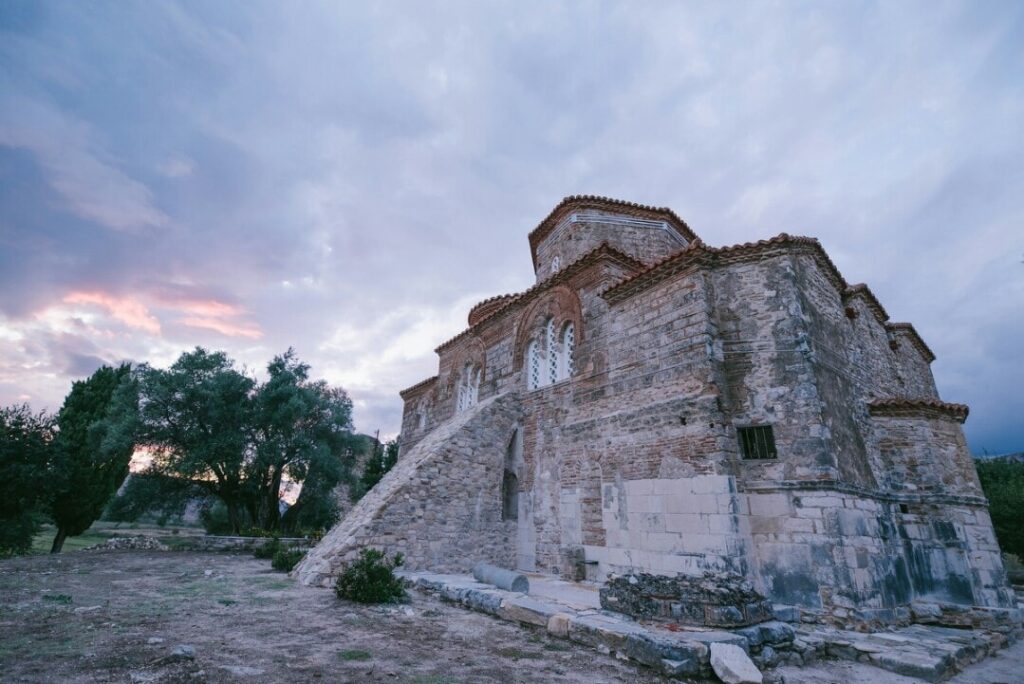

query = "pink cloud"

[
  {"left": 64, "top": 291, "right": 161, "bottom": 334},
  {"left": 178, "top": 316, "right": 263, "bottom": 339}
]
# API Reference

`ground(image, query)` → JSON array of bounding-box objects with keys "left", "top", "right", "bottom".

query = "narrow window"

[
  {"left": 502, "top": 470, "right": 519, "bottom": 520},
  {"left": 527, "top": 340, "right": 541, "bottom": 390},
  {"left": 546, "top": 318, "right": 558, "bottom": 384},
  {"left": 457, "top": 364, "right": 478, "bottom": 412},
  {"left": 470, "top": 367, "right": 480, "bottom": 405},
  {"left": 738, "top": 425, "right": 777, "bottom": 459},
  {"left": 561, "top": 322, "right": 575, "bottom": 379}
]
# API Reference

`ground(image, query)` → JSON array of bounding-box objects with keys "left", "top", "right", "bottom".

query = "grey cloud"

[{"left": 0, "top": 1, "right": 1021, "bottom": 453}]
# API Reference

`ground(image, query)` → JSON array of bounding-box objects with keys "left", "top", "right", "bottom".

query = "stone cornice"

[
  {"left": 868, "top": 398, "right": 968, "bottom": 423},
  {"left": 842, "top": 283, "right": 889, "bottom": 325},
  {"left": 885, "top": 322, "right": 937, "bottom": 363},
  {"left": 398, "top": 376, "right": 438, "bottom": 400},
  {"left": 528, "top": 195, "right": 699, "bottom": 270}
]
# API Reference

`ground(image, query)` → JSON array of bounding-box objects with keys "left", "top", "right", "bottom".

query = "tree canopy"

[
  {"left": 49, "top": 363, "right": 139, "bottom": 552},
  {"left": 135, "top": 347, "right": 356, "bottom": 533},
  {"left": 975, "top": 457, "right": 1024, "bottom": 559},
  {"left": 0, "top": 405, "right": 58, "bottom": 555}
]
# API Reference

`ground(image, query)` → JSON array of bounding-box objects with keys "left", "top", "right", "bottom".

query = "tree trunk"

[
  {"left": 50, "top": 527, "right": 68, "bottom": 554},
  {"left": 226, "top": 502, "right": 241, "bottom": 535},
  {"left": 265, "top": 467, "right": 284, "bottom": 531}
]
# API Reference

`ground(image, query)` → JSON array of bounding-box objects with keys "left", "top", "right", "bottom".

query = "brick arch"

[
  {"left": 447, "top": 336, "right": 486, "bottom": 390},
  {"left": 512, "top": 285, "right": 583, "bottom": 373}
]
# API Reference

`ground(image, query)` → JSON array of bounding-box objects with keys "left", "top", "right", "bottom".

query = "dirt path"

[
  {"left": 0, "top": 550, "right": 665, "bottom": 683},
  {"left": 2, "top": 550, "right": 1022, "bottom": 683}
]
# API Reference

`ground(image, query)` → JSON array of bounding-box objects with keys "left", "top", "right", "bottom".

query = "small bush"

[
  {"left": 338, "top": 649, "right": 372, "bottom": 661},
  {"left": 253, "top": 537, "right": 281, "bottom": 559},
  {"left": 271, "top": 547, "right": 305, "bottom": 572},
  {"left": 334, "top": 548, "right": 406, "bottom": 604}
]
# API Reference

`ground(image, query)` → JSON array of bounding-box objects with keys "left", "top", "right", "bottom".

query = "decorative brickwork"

[{"left": 304, "top": 196, "right": 1015, "bottom": 630}]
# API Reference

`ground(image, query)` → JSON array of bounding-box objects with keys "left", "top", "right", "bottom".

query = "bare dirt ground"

[
  {"left": 0, "top": 550, "right": 664, "bottom": 683},
  {"left": 2, "top": 550, "right": 1022, "bottom": 684}
]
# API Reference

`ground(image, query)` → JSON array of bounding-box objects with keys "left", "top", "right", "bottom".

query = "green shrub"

[
  {"left": 253, "top": 537, "right": 282, "bottom": 559},
  {"left": 271, "top": 547, "right": 305, "bottom": 572},
  {"left": 334, "top": 548, "right": 406, "bottom": 604},
  {"left": 976, "top": 458, "right": 1024, "bottom": 558}
]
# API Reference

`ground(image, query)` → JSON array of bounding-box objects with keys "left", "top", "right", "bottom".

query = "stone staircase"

[{"left": 293, "top": 393, "right": 522, "bottom": 587}]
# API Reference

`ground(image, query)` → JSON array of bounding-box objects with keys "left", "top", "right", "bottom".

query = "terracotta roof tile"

[{"left": 868, "top": 398, "right": 968, "bottom": 423}]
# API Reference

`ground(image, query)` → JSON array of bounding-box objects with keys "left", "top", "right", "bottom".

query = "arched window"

[
  {"left": 546, "top": 318, "right": 558, "bottom": 384},
  {"left": 561, "top": 322, "right": 575, "bottom": 379},
  {"left": 456, "top": 364, "right": 480, "bottom": 412},
  {"left": 550, "top": 256, "right": 561, "bottom": 273},
  {"left": 417, "top": 399, "right": 428, "bottom": 430},
  {"left": 527, "top": 341, "right": 541, "bottom": 390}
]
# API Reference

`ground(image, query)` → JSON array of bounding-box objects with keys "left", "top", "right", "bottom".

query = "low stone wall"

[
  {"left": 169, "top": 536, "right": 311, "bottom": 553},
  {"left": 599, "top": 571, "right": 774, "bottom": 628}
]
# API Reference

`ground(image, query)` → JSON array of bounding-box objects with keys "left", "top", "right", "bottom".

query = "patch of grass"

[
  {"left": 338, "top": 649, "right": 372, "bottom": 661},
  {"left": 409, "top": 677, "right": 461, "bottom": 684},
  {"left": 271, "top": 547, "right": 305, "bottom": 572},
  {"left": 42, "top": 593, "right": 73, "bottom": 604},
  {"left": 217, "top": 598, "right": 237, "bottom": 606},
  {"left": 543, "top": 642, "right": 570, "bottom": 652},
  {"left": 496, "top": 646, "right": 543, "bottom": 660},
  {"left": 253, "top": 578, "right": 292, "bottom": 591}
]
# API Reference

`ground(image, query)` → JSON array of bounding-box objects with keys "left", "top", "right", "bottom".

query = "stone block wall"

[{"left": 533, "top": 212, "right": 687, "bottom": 281}]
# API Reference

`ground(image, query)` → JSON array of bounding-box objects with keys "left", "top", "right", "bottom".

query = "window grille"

[
  {"left": 527, "top": 341, "right": 540, "bottom": 390},
  {"left": 457, "top": 364, "right": 478, "bottom": 412},
  {"left": 561, "top": 323, "right": 575, "bottom": 378},
  {"left": 738, "top": 425, "right": 777, "bottom": 459},
  {"left": 546, "top": 318, "right": 558, "bottom": 384}
]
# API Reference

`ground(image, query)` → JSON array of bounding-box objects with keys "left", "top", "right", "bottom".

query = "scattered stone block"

[
  {"left": 710, "top": 642, "right": 763, "bottom": 684},
  {"left": 547, "top": 613, "right": 572, "bottom": 638}
]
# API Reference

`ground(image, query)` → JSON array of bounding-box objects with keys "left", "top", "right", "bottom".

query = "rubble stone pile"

[
  {"left": 86, "top": 536, "right": 169, "bottom": 551},
  {"left": 600, "top": 571, "right": 774, "bottom": 628}
]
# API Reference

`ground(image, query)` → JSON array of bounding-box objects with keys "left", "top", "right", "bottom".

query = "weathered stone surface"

[
  {"left": 547, "top": 613, "right": 572, "bottom": 637},
  {"left": 710, "top": 642, "right": 763, "bottom": 684},
  {"left": 600, "top": 571, "right": 773, "bottom": 627},
  {"left": 309, "top": 196, "right": 1016, "bottom": 632},
  {"left": 498, "top": 595, "right": 559, "bottom": 626}
]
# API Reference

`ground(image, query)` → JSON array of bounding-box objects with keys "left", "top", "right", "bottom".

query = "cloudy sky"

[{"left": 1, "top": 1, "right": 1021, "bottom": 453}]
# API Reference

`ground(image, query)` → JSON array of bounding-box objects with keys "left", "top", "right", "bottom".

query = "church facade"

[{"left": 297, "top": 196, "right": 1012, "bottom": 624}]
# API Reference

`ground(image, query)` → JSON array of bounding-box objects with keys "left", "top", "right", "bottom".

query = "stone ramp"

[
  {"left": 293, "top": 394, "right": 522, "bottom": 586},
  {"left": 402, "top": 570, "right": 794, "bottom": 680}
]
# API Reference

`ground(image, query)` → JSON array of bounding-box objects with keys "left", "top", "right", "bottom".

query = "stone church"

[{"left": 296, "top": 196, "right": 1012, "bottom": 624}]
